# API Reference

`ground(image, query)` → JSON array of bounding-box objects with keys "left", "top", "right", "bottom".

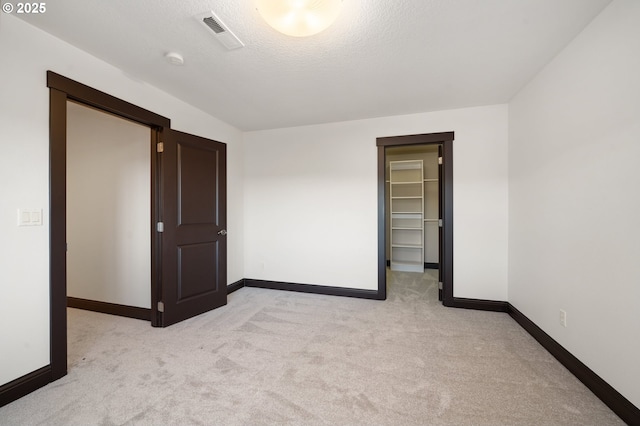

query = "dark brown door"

[
  {"left": 156, "top": 129, "right": 227, "bottom": 326},
  {"left": 437, "top": 144, "right": 443, "bottom": 301}
]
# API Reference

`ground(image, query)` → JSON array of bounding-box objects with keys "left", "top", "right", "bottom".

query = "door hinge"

[
  {"left": 157, "top": 222, "right": 164, "bottom": 233},
  {"left": 438, "top": 219, "right": 443, "bottom": 227},
  {"left": 157, "top": 142, "right": 164, "bottom": 153},
  {"left": 438, "top": 282, "right": 443, "bottom": 290},
  {"left": 157, "top": 301, "right": 164, "bottom": 312},
  {"left": 438, "top": 157, "right": 443, "bottom": 165}
]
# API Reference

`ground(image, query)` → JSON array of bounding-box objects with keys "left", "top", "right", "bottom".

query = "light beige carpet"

[{"left": 0, "top": 270, "right": 624, "bottom": 425}]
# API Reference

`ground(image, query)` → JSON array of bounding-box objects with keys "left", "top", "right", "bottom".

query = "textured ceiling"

[{"left": 16, "top": 0, "right": 612, "bottom": 131}]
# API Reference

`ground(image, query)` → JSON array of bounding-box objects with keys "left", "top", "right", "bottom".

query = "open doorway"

[
  {"left": 48, "top": 72, "right": 170, "bottom": 381},
  {"left": 66, "top": 100, "right": 152, "bottom": 319},
  {"left": 48, "top": 71, "right": 228, "bottom": 383},
  {"left": 376, "top": 132, "right": 454, "bottom": 305}
]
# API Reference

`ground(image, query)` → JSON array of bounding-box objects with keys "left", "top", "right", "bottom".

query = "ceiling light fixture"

[{"left": 256, "top": 0, "right": 342, "bottom": 37}]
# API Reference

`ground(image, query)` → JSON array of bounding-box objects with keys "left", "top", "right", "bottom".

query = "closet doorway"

[
  {"left": 376, "top": 132, "right": 454, "bottom": 305},
  {"left": 386, "top": 145, "right": 440, "bottom": 270}
]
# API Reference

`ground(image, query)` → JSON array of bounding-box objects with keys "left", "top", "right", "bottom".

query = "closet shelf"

[
  {"left": 392, "top": 243, "right": 422, "bottom": 248},
  {"left": 391, "top": 212, "right": 421, "bottom": 219},
  {"left": 390, "top": 162, "right": 422, "bottom": 170},
  {"left": 390, "top": 260, "right": 424, "bottom": 273}
]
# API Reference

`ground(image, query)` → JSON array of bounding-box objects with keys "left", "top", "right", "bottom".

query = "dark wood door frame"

[
  {"left": 47, "top": 71, "right": 170, "bottom": 380},
  {"left": 376, "top": 132, "right": 454, "bottom": 305},
  {"left": 437, "top": 144, "right": 444, "bottom": 301}
]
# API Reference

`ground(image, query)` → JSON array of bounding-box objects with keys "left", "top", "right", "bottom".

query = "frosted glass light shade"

[{"left": 256, "top": 0, "right": 342, "bottom": 37}]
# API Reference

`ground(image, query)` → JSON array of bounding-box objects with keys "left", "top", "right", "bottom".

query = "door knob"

[{"left": 218, "top": 229, "right": 227, "bottom": 236}]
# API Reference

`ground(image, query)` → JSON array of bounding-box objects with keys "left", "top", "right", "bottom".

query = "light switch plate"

[{"left": 17, "top": 209, "right": 43, "bottom": 226}]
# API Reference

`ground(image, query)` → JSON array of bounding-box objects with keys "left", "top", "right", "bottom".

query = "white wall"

[
  {"left": 67, "top": 102, "right": 150, "bottom": 308},
  {"left": 244, "top": 105, "right": 509, "bottom": 299},
  {"left": 508, "top": 0, "right": 640, "bottom": 408},
  {"left": 0, "top": 14, "right": 243, "bottom": 386}
]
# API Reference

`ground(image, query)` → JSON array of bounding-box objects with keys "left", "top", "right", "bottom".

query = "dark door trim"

[
  {"left": 437, "top": 143, "right": 444, "bottom": 301},
  {"left": 47, "top": 71, "right": 170, "bottom": 380},
  {"left": 376, "top": 132, "right": 454, "bottom": 305}
]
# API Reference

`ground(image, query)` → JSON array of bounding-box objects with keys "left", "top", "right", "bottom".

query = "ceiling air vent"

[
  {"left": 203, "top": 17, "right": 225, "bottom": 34},
  {"left": 197, "top": 11, "right": 244, "bottom": 51}
]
